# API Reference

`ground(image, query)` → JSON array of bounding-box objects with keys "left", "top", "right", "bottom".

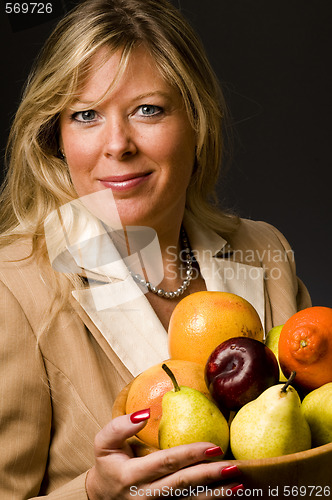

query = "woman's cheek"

[{"left": 66, "top": 137, "right": 100, "bottom": 170}]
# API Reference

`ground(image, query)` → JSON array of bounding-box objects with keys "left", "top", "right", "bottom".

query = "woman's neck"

[{"left": 155, "top": 222, "right": 186, "bottom": 290}]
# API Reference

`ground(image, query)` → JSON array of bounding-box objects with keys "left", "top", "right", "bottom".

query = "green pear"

[
  {"left": 302, "top": 382, "right": 332, "bottom": 447},
  {"left": 265, "top": 324, "right": 287, "bottom": 382},
  {"left": 230, "top": 372, "right": 311, "bottom": 459},
  {"left": 158, "top": 364, "right": 229, "bottom": 454}
]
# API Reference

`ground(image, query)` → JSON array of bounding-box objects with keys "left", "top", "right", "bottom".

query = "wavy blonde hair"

[{"left": 0, "top": 0, "right": 239, "bottom": 268}]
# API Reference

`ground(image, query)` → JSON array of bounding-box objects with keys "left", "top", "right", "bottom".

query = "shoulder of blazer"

[
  {"left": 228, "top": 218, "right": 293, "bottom": 247},
  {"left": 223, "top": 218, "right": 296, "bottom": 267},
  {"left": 0, "top": 238, "right": 62, "bottom": 322},
  {"left": 0, "top": 237, "right": 33, "bottom": 264}
]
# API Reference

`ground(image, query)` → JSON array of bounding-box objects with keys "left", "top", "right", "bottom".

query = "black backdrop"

[{"left": 0, "top": 0, "right": 331, "bottom": 306}]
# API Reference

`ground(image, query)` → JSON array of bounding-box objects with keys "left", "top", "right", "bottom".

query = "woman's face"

[{"left": 59, "top": 45, "right": 196, "bottom": 234}]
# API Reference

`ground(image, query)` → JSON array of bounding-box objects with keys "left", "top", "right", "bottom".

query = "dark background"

[{"left": 0, "top": 0, "right": 331, "bottom": 306}]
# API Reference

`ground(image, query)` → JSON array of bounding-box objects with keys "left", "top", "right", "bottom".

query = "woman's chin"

[{"left": 111, "top": 200, "right": 156, "bottom": 228}]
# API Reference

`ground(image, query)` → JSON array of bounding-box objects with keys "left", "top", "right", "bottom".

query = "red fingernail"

[
  {"left": 221, "top": 465, "right": 241, "bottom": 479},
  {"left": 130, "top": 408, "right": 150, "bottom": 424},
  {"left": 230, "top": 484, "right": 244, "bottom": 496},
  {"left": 204, "top": 446, "right": 224, "bottom": 457}
]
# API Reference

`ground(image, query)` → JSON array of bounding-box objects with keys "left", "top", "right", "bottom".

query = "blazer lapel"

[
  {"left": 69, "top": 295, "right": 133, "bottom": 384},
  {"left": 71, "top": 280, "right": 169, "bottom": 378}
]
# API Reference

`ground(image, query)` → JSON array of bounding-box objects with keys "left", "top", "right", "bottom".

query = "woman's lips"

[{"left": 98, "top": 172, "right": 152, "bottom": 192}]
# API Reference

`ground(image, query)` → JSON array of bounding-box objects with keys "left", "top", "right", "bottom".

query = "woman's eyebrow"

[
  {"left": 70, "top": 91, "right": 170, "bottom": 104},
  {"left": 70, "top": 98, "right": 94, "bottom": 106},
  {"left": 67, "top": 90, "right": 176, "bottom": 111},
  {"left": 132, "top": 91, "right": 171, "bottom": 100}
]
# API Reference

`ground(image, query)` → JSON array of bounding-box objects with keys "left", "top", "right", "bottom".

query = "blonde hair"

[{"left": 0, "top": 0, "right": 239, "bottom": 262}]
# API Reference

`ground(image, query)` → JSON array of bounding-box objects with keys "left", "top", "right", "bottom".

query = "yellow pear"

[
  {"left": 158, "top": 364, "right": 229, "bottom": 454},
  {"left": 302, "top": 383, "right": 332, "bottom": 447},
  {"left": 230, "top": 372, "right": 311, "bottom": 459}
]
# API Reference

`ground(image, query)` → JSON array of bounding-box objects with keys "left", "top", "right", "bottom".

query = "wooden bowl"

[{"left": 112, "top": 382, "right": 332, "bottom": 499}]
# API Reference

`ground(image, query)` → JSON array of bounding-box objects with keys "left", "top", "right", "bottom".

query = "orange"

[
  {"left": 278, "top": 306, "right": 332, "bottom": 391},
  {"left": 125, "top": 359, "right": 211, "bottom": 448},
  {"left": 168, "top": 291, "right": 264, "bottom": 366}
]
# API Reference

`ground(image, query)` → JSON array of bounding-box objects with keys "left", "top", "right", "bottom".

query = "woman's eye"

[
  {"left": 137, "top": 105, "right": 163, "bottom": 117},
  {"left": 72, "top": 110, "right": 97, "bottom": 122}
]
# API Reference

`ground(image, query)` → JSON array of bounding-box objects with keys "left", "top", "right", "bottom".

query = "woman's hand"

[{"left": 85, "top": 409, "right": 243, "bottom": 499}]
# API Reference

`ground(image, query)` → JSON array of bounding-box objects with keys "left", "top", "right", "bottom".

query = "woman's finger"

[
  {"left": 148, "top": 456, "right": 242, "bottom": 496},
  {"left": 126, "top": 442, "right": 223, "bottom": 483},
  {"left": 89, "top": 412, "right": 243, "bottom": 499},
  {"left": 94, "top": 409, "right": 150, "bottom": 458},
  {"left": 86, "top": 410, "right": 151, "bottom": 499}
]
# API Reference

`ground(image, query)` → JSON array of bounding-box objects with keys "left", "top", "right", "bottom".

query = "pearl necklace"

[{"left": 131, "top": 227, "right": 194, "bottom": 299}]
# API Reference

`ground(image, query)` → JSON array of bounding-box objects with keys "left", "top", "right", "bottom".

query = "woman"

[{"left": 0, "top": 0, "right": 311, "bottom": 497}]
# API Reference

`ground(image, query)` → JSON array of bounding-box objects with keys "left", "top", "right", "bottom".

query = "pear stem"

[
  {"left": 162, "top": 363, "right": 180, "bottom": 392},
  {"left": 281, "top": 371, "right": 296, "bottom": 393}
]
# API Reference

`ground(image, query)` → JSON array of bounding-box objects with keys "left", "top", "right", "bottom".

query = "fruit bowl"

[{"left": 113, "top": 382, "right": 332, "bottom": 499}]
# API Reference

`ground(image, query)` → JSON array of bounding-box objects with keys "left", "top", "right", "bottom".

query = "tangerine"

[
  {"left": 278, "top": 306, "right": 332, "bottom": 391},
  {"left": 125, "top": 359, "right": 211, "bottom": 449},
  {"left": 168, "top": 291, "right": 264, "bottom": 366}
]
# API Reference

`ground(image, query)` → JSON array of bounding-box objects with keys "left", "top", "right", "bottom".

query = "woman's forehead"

[{"left": 73, "top": 45, "right": 177, "bottom": 104}]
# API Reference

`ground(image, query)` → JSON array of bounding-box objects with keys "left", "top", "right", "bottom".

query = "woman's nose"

[{"left": 104, "top": 119, "right": 137, "bottom": 160}]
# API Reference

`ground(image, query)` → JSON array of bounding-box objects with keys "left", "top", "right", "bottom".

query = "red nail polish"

[
  {"left": 204, "top": 446, "right": 224, "bottom": 457},
  {"left": 220, "top": 465, "right": 241, "bottom": 479},
  {"left": 130, "top": 408, "right": 150, "bottom": 424},
  {"left": 230, "top": 484, "right": 244, "bottom": 496}
]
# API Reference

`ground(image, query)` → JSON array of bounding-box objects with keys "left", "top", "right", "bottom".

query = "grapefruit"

[{"left": 168, "top": 291, "right": 264, "bottom": 366}]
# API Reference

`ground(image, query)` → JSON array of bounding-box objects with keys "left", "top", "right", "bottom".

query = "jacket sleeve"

[
  {"left": 0, "top": 281, "right": 88, "bottom": 499},
  {"left": 295, "top": 277, "right": 312, "bottom": 311}
]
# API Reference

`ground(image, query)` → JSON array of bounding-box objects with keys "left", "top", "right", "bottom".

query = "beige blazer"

[{"left": 0, "top": 214, "right": 311, "bottom": 498}]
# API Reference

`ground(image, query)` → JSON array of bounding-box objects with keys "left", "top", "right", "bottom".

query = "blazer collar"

[{"left": 183, "top": 210, "right": 228, "bottom": 258}]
